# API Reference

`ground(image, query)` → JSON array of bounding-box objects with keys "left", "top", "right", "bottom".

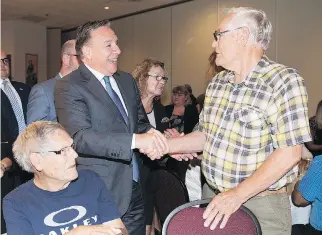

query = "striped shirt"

[{"left": 199, "top": 55, "right": 311, "bottom": 192}]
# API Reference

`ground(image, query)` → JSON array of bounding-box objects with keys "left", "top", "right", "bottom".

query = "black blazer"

[
  {"left": 54, "top": 63, "right": 152, "bottom": 215},
  {"left": 1, "top": 81, "right": 30, "bottom": 159},
  {"left": 1, "top": 80, "right": 30, "bottom": 234},
  {"left": 140, "top": 101, "right": 169, "bottom": 177},
  {"left": 165, "top": 104, "right": 199, "bottom": 134}
]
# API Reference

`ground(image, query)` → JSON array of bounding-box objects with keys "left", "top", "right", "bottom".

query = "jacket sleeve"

[
  {"left": 54, "top": 79, "right": 133, "bottom": 161},
  {"left": 27, "top": 84, "right": 50, "bottom": 124}
]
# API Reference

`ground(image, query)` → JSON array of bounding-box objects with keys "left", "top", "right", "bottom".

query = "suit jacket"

[
  {"left": 27, "top": 74, "right": 61, "bottom": 123},
  {"left": 54, "top": 63, "right": 152, "bottom": 215},
  {"left": 1, "top": 80, "right": 30, "bottom": 233},
  {"left": 1, "top": 81, "right": 30, "bottom": 161}
]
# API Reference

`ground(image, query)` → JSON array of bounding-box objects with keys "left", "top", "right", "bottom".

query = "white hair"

[
  {"left": 226, "top": 7, "right": 273, "bottom": 50},
  {"left": 12, "top": 121, "right": 66, "bottom": 173}
]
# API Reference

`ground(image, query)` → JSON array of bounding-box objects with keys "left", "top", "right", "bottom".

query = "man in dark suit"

[
  {"left": 54, "top": 20, "right": 168, "bottom": 235},
  {"left": 1, "top": 49, "right": 31, "bottom": 234},
  {"left": 27, "top": 40, "right": 80, "bottom": 123}
]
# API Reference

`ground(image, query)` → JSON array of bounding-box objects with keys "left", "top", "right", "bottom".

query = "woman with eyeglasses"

[{"left": 132, "top": 58, "right": 169, "bottom": 235}]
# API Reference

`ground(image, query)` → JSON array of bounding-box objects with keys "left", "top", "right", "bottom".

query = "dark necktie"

[{"left": 103, "top": 76, "right": 139, "bottom": 182}]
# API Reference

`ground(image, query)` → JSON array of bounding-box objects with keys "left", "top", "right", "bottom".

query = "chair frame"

[
  {"left": 154, "top": 167, "right": 190, "bottom": 225},
  {"left": 162, "top": 198, "right": 262, "bottom": 235}
]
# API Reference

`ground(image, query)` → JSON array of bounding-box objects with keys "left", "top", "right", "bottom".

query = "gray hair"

[
  {"left": 61, "top": 39, "right": 76, "bottom": 58},
  {"left": 226, "top": 7, "right": 272, "bottom": 50},
  {"left": 12, "top": 121, "right": 67, "bottom": 173}
]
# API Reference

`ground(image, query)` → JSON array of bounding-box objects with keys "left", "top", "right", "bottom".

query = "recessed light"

[{"left": 104, "top": 6, "right": 109, "bottom": 10}]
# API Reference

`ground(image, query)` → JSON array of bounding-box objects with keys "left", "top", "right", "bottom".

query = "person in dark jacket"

[
  {"left": 165, "top": 85, "right": 199, "bottom": 181},
  {"left": 132, "top": 58, "right": 169, "bottom": 235}
]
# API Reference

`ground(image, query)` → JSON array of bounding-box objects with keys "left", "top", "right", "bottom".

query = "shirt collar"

[
  {"left": 225, "top": 54, "right": 269, "bottom": 87},
  {"left": 0, "top": 78, "right": 10, "bottom": 88},
  {"left": 84, "top": 64, "right": 108, "bottom": 83}
]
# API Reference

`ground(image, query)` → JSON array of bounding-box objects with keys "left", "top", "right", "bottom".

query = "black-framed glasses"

[
  {"left": 213, "top": 27, "right": 243, "bottom": 41},
  {"left": 34, "top": 143, "right": 75, "bottom": 156},
  {"left": 148, "top": 74, "right": 168, "bottom": 82},
  {"left": 0, "top": 58, "right": 10, "bottom": 65}
]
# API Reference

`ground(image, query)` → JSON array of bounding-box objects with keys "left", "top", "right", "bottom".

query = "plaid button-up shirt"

[{"left": 199, "top": 55, "right": 311, "bottom": 192}]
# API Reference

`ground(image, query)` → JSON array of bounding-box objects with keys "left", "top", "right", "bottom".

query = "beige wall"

[
  {"left": 111, "top": 0, "right": 322, "bottom": 116},
  {"left": 1, "top": 20, "right": 47, "bottom": 83},
  {"left": 47, "top": 28, "right": 62, "bottom": 78}
]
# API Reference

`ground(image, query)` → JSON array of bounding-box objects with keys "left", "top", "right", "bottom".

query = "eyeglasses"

[
  {"left": 34, "top": 143, "right": 75, "bottom": 156},
  {"left": 0, "top": 58, "right": 10, "bottom": 65},
  {"left": 148, "top": 74, "right": 168, "bottom": 82},
  {"left": 213, "top": 27, "right": 243, "bottom": 41},
  {"left": 67, "top": 54, "right": 79, "bottom": 57}
]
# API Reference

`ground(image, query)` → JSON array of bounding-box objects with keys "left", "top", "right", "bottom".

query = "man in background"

[
  {"left": 1, "top": 49, "right": 31, "bottom": 234},
  {"left": 27, "top": 40, "right": 79, "bottom": 123}
]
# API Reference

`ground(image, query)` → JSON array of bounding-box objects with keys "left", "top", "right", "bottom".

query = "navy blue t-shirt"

[{"left": 3, "top": 170, "right": 120, "bottom": 235}]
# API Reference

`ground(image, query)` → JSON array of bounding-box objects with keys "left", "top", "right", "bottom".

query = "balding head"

[
  {"left": 60, "top": 40, "right": 80, "bottom": 77},
  {"left": 61, "top": 40, "right": 76, "bottom": 57},
  {"left": 1, "top": 49, "right": 10, "bottom": 79}
]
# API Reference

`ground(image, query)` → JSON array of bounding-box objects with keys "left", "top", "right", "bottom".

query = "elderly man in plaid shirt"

[{"left": 160, "top": 7, "right": 312, "bottom": 235}]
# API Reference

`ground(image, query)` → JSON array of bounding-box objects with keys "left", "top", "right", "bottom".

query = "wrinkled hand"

[
  {"left": 203, "top": 189, "right": 245, "bottom": 230},
  {"left": 138, "top": 129, "right": 169, "bottom": 160},
  {"left": 66, "top": 225, "right": 124, "bottom": 235}
]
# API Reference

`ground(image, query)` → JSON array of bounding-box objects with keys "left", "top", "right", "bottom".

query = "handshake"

[{"left": 135, "top": 128, "right": 198, "bottom": 161}]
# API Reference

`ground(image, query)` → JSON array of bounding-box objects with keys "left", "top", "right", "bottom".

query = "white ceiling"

[{"left": 1, "top": 0, "right": 184, "bottom": 30}]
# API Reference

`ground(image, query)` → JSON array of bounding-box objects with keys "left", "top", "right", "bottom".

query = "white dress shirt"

[{"left": 84, "top": 64, "right": 136, "bottom": 148}]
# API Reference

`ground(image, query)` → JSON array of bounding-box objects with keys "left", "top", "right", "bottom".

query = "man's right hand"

[
  {"left": 66, "top": 225, "right": 124, "bottom": 235},
  {"left": 136, "top": 129, "right": 169, "bottom": 160}
]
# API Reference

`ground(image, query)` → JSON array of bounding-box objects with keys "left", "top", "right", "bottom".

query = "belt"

[{"left": 256, "top": 186, "right": 287, "bottom": 197}]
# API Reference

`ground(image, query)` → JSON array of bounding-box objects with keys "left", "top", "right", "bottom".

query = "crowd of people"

[{"left": 1, "top": 6, "right": 321, "bottom": 235}]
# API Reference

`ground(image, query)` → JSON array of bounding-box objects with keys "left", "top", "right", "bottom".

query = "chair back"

[
  {"left": 162, "top": 199, "right": 262, "bottom": 235},
  {"left": 154, "top": 167, "right": 189, "bottom": 225}
]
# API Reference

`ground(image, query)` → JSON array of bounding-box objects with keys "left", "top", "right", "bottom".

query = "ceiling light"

[{"left": 104, "top": 6, "right": 109, "bottom": 10}]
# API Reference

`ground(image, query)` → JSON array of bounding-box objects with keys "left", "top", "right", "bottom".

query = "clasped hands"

[{"left": 136, "top": 128, "right": 198, "bottom": 161}]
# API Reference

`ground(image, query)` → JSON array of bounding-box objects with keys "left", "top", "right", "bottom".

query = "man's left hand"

[{"left": 203, "top": 189, "right": 245, "bottom": 230}]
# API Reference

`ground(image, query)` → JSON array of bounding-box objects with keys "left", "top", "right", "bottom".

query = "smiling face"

[
  {"left": 82, "top": 26, "right": 121, "bottom": 75},
  {"left": 146, "top": 66, "right": 166, "bottom": 98}
]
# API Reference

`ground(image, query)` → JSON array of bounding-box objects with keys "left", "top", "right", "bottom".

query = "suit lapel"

[
  {"left": 1, "top": 90, "right": 19, "bottom": 137},
  {"left": 113, "top": 72, "right": 132, "bottom": 129},
  {"left": 79, "top": 64, "right": 127, "bottom": 126}
]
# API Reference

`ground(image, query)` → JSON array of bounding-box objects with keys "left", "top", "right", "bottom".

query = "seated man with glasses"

[{"left": 3, "top": 121, "right": 127, "bottom": 235}]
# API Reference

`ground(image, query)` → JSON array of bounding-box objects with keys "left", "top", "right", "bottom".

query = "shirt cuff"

[{"left": 131, "top": 134, "right": 136, "bottom": 149}]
